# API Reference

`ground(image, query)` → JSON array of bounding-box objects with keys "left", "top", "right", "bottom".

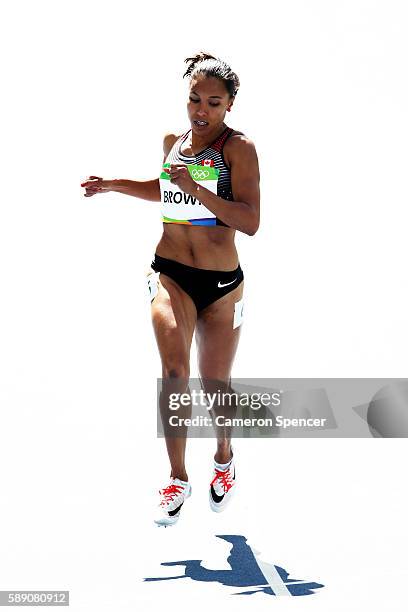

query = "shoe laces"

[
  {"left": 211, "top": 466, "right": 233, "bottom": 493},
  {"left": 159, "top": 482, "right": 184, "bottom": 506}
]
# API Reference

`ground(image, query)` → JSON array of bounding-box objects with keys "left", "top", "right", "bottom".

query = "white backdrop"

[{"left": 1, "top": 1, "right": 407, "bottom": 610}]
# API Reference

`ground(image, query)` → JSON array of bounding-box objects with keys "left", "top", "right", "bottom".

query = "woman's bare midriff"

[{"left": 155, "top": 224, "right": 239, "bottom": 270}]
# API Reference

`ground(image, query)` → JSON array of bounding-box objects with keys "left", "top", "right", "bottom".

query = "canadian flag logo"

[{"left": 201, "top": 159, "right": 214, "bottom": 167}]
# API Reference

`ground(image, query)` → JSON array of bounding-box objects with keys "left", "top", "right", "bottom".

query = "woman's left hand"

[{"left": 165, "top": 164, "right": 197, "bottom": 195}]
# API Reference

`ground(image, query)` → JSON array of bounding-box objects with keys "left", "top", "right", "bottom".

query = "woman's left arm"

[{"left": 168, "top": 136, "right": 260, "bottom": 235}]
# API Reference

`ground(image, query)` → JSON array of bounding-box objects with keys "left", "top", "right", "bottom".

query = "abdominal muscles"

[{"left": 156, "top": 224, "right": 239, "bottom": 270}]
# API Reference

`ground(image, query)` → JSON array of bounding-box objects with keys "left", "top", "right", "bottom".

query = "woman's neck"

[{"left": 190, "top": 123, "right": 227, "bottom": 153}]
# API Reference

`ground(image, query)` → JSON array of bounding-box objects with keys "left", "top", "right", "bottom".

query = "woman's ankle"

[
  {"left": 214, "top": 450, "right": 232, "bottom": 464},
  {"left": 171, "top": 471, "right": 188, "bottom": 482}
]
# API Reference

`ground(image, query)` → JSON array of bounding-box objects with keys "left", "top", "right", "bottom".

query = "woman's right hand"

[{"left": 81, "top": 176, "right": 114, "bottom": 197}]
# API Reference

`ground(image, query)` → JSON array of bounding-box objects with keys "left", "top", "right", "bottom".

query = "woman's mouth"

[{"left": 193, "top": 120, "right": 209, "bottom": 128}]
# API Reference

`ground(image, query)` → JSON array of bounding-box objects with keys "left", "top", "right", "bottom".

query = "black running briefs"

[{"left": 151, "top": 254, "right": 244, "bottom": 313}]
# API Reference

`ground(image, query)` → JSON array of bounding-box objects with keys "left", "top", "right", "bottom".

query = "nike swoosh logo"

[
  {"left": 210, "top": 486, "right": 225, "bottom": 503},
  {"left": 167, "top": 502, "right": 184, "bottom": 516},
  {"left": 218, "top": 279, "right": 236, "bottom": 288}
]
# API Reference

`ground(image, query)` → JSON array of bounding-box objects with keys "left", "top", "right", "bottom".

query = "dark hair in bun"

[{"left": 183, "top": 51, "right": 240, "bottom": 98}]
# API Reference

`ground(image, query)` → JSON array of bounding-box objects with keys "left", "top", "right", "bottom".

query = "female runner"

[{"left": 81, "top": 52, "right": 260, "bottom": 526}]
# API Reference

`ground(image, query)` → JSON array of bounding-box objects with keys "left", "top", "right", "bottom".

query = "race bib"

[
  {"left": 159, "top": 163, "right": 220, "bottom": 225},
  {"left": 146, "top": 270, "right": 159, "bottom": 302}
]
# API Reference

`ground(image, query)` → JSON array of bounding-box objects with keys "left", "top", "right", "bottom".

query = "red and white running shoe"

[
  {"left": 154, "top": 478, "right": 192, "bottom": 527},
  {"left": 209, "top": 458, "right": 236, "bottom": 513}
]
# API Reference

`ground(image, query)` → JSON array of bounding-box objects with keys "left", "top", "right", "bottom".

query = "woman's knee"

[
  {"left": 162, "top": 361, "right": 190, "bottom": 380},
  {"left": 160, "top": 362, "right": 190, "bottom": 406}
]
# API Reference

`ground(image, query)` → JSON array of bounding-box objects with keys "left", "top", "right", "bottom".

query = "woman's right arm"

[
  {"left": 110, "top": 178, "right": 161, "bottom": 201},
  {"left": 81, "top": 133, "right": 179, "bottom": 202},
  {"left": 81, "top": 176, "right": 161, "bottom": 201}
]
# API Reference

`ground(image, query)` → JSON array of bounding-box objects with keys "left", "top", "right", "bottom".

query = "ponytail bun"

[{"left": 183, "top": 51, "right": 218, "bottom": 78}]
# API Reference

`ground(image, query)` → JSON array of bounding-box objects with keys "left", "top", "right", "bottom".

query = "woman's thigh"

[
  {"left": 149, "top": 272, "right": 197, "bottom": 377},
  {"left": 195, "top": 281, "right": 244, "bottom": 382}
]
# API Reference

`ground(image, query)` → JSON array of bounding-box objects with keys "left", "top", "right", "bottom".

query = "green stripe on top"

[{"left": 160, "top": 163, "right": 219, "bottom": 181}]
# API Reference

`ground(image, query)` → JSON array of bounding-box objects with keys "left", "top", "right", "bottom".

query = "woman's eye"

[{"left": 189, "top": 97, "right": 220, "bottom": 107}]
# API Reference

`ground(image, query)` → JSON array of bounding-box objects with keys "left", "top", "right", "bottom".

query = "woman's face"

[{"left": 187, "top": 75, "right": 233, "bottom": 135}]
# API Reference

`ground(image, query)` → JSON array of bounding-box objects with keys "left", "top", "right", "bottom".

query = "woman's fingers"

[
  {"left": 81, "top": 176, "right": 103, "bottom": 187},
  {"left": 164, "top": 164, "right": 187, "bottom": 183},
  {"left": 83, "top": 184, "right": 103, "bottom": 196},
  {"left": 169, "top": 165, "right": 188, "bottom": 180},
  {"left": 81, "top": 175, "right": 111, "bottom": 197},
  {"left": 84, "top": 189, "right": 98, "bottom": 197}
]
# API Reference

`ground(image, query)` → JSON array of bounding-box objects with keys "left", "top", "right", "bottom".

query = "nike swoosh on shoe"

[
  {"left": 210, "top": 486, "right": 225, "bottom": 503},
  {"left": 167, "top": 502, "right": 184, "bottom": 516}
]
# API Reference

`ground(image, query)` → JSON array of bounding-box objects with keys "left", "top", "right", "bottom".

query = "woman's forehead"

[{"left": 189, "top": 76, "right": 228, "bottom": 96}]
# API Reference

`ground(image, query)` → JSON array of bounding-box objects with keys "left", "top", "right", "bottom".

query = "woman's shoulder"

[
  {"left": 163, "top": 131, "right": 185, "bottom": 157},
  {"left": 224, "top": 128, "right": 258, "bottom": 165},
  {"left": 227, "top": 128, "right": 256, "bottom": 146}
]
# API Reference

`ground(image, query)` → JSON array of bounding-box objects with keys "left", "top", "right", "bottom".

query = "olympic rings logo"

[{"left": 191, "top": 168, "right": 210, "bottom": 180}]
